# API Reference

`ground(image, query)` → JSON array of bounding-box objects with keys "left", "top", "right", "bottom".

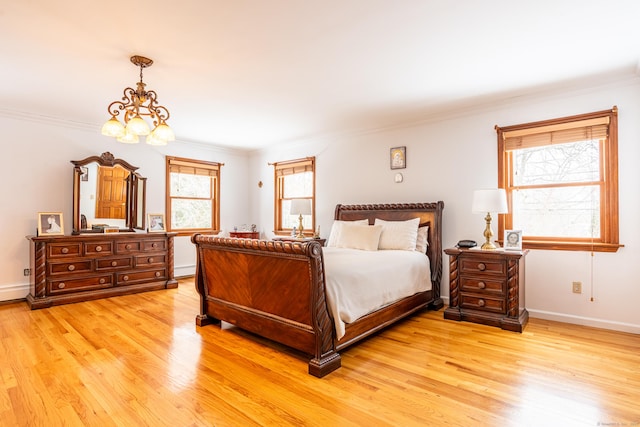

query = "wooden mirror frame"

[{"left": 71, "top": 152, "right": 146, "bottom": 234}]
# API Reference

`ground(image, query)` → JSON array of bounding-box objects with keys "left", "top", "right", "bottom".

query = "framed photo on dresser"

[
  {"left": 504, "top": 229, "right": 522, "bottom": 250},
  {"left": 38, "top": 212, "right": 64, "bottom": 236}
]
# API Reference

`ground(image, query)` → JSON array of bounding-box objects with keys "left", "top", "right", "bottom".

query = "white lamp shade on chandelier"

[{"left": 101, "top": 55, "right": 175, "bottom": 146}]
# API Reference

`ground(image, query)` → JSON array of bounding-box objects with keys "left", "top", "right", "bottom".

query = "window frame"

[
  {"left": 272, "top": 157, "right": 316, "bottom": 237},
  {"left": 165, "top": 156, "right": 221, "bottom": 237},
  {"left": 496, "top": 107, "right": 621, "bottom": 252}
]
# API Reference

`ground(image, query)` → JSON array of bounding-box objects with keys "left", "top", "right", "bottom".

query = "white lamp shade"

[
  {"left": 146, "top": 132, "right": 168, "bottom": 146},
  {"left": 152, "top": 123, "right": 175, "bottom": 141},
  {"left": 472, "top": 189, "right": 508, "bottom": 214},
  {"left": 125, "top": 115, "right": 151, "bottom": 136},
  {"left": 101, "top": 117, "right": 125, "bottom": 137},
  {"left": 290, "top": 199, "right": 312, "bottom": 215},
  {"left": 116, "top": 130, "right": 140, "bottom": 144}
]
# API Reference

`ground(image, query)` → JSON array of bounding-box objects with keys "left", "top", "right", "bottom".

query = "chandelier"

[{"left": 101, "top": 55, "right": 175, "bottom": 146}]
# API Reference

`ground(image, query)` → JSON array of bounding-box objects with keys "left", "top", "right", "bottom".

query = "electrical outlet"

[
  {"left": 23, "top": 268, "right": 31, "bottom": 276},
  {"left": 572, "top": 281, "right": 582, "bottom": 294}
]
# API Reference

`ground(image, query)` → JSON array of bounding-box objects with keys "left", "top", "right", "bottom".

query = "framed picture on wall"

[
  {"left": 148, "top": 213, "right": 166, "bottom": 232},
  {"left": 504, "top": 229, "right": 523, "bottom": 250},
  {"left": 38, "top": 212, "right": 64, "bottom": 236},
  {"left": 390, "top": 146, "right": 406, "bottom": 169}
]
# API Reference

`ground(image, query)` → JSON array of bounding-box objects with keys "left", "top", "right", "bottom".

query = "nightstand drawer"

[
  {"left": 460, "top": 277, "right": 505, "bottom": 295},
  {"left": 460, "top": 294, "right": 506, "bottom": 314},
  {"left": 459, "top": 258, "right": 505, "bottom": 276}
]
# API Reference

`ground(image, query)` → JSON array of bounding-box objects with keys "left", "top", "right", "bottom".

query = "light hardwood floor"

[{"left": 0, "top": 278, "right": 638, "bottom": 427}]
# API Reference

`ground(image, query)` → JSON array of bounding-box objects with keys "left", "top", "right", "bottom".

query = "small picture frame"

[
  {"left": 80, "top": 166, "right": 89, "bottom": 181},
  {"left": 38, "top": 212, "right": 64, "bottom": 236},
  {"left": 504, "top": 229, "right": 523, "bottom": 250},
  {"left": 148, "top": 213, "right": 166, "bottom": 232},
  {"left": 390, "top": 146, "right": 406, "bottom": 170}
]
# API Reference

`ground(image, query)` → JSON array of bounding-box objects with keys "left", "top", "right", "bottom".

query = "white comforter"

[{"left": 322, "top": 247, "right": 432, "bottom": 340}]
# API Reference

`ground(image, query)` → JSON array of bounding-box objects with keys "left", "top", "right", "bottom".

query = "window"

[
  {"left": 497, "top": 107, "right": 621, "bottom": 252},
  {"left": 166, "top": 156, "right": 221, "bottom": 236},
  {"left": 272, "top": 157, "right": 315, "bottom": 236}
]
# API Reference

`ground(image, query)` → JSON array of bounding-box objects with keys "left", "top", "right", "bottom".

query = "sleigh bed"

[{"left": 192, "top": 201, "right": 444, "bottom": 377}]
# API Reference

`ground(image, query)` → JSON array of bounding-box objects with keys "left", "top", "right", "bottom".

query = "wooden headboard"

[{"left": 333, "top": 201, "right": 444, "bottom": 301}]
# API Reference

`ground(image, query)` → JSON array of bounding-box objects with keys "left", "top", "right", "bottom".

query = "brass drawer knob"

[
  {"left": 58, "top": 282, "right": 65, "bottom": 289},
  {"left": 152, "top": 243, "right": 158, "bottom": 248},
  {"left": 61, "top": 247, "right": 69, "bottom": 254},
  {"left": 478, "top": 299, "right": 485, "bottom": 307},
  {"left": 478, "top": 281, "right": 486, "bottom": 289},
  {"left": 122, "top": 275, "right": 129, "bottom": 282},
  {"left": 111, "top": 261, "right": 118, "bottom": 267},
  {"left": 67, "top": 265, "right": 75, "bottom": 271},
  {"left": 155, "top": 271, "right": 161, "bottom": 277},
  {"left": 99, "top": 278, "right": 106, "bottom": 284},
  {"left": 126, "top": 244, "right": 132, "bottom": 250},
  {"left": 148, "top": 257, "right": 153, "bottom": 263},
  {"left": 477, "top": 263, "right": 486, "bottom": 271},
  {"left": 96, "top": 246, "right": 102, "bottom": 252}
]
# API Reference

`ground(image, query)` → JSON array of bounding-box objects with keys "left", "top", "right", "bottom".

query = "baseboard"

[
  {"left": 0, "top": 282, "right": 29, "bottom": 302},
  {"left": 175, "top": 264, "right": 196, "bottom": 278},
  {"left": 528, "top": 309, "right": 640, "bottom": 334}
]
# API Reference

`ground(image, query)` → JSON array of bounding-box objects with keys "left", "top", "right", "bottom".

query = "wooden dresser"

[
  {"left": 27, "top": 232, "right": 178, "bottom": 309},
  {"left": 229, "top": 231, "right": 260, "bottom": 239},
  {"left": 444, "top": 247, "right": 528, "bottom": 332}
]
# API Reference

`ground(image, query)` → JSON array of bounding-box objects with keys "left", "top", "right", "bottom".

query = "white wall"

[
  {"left": 249, "top": 74, "right": 640, "bottom": 334},
  {"left": 0, "top": 115, "right": 250, "bottom": 300}
]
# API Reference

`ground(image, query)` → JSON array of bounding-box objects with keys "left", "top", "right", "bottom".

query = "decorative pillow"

[
  {"left": 335, "top": 224, "right": 383, "bottom": 251},
  {"left": 327, "top": 219, "right": 369, "bottom": 247},
  {"left": 374, "top": 217, "right": 420, "bottom": 251},
  {"left": 415, "top": 225, "right": 429, "bottom": 253}
]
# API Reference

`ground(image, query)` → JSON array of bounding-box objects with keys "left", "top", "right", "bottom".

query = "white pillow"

[
  {"left": 374, "top": 217, "right": 420, "bottom": 251},
  {"left": 415, "top": 225, "right": 429, "bottom": 253},
  {"left": 327, "top": 219, "right": 369, "bottom": 247},
  {"left": 335, "top": 224, "right": 383, "bottom": 251}
]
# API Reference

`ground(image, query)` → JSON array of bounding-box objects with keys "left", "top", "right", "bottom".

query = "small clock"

[{"left": 394, "top": 173, "right": 403, "bottom": 183}]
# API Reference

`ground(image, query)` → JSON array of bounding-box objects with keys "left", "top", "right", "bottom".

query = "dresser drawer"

[
  {"left": 460, "top": 277, "right": 505, "bottom": 296},
  {"left": 117, "top": 241, "right": 142, "bottom": 253},
  {"left": 48, "top": 275, "right": 113, "bottom": 295},
  {"left": 96, "top": 257, "right": 133, "bottom": 270},
  {"left": 459, "top": 257, "right": 505, "bottom": 276},
  {"left": 85, "top": 241, "right": 114, "bottom": 256},
  {"left": 134, "top": 253, "right": 167, "bottom": 267},
  {"left": 48, "top": 243, "right": 82, "bottom": 258},
  {"left": 143, "top": 239, "right": 166, "bottom": 251},
  {"left": 48, "top": 260, "right": 93, "bottom": 275},
  {"left": 460, "top": 294, "right": 506, "bottom": 314},
  {"left": 116, "top": 269, "right": 166, "bottom": 285}
]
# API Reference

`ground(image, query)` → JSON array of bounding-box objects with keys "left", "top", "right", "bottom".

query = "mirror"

[{"left": 71, "top": 152, "right": 146, "bottom": 234}]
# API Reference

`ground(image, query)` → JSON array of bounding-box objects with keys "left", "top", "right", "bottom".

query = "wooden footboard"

[
  {"left": 192, "top": 236, "right": 341, "bottom": 377},
  {"left": 192, "top": 201, "right": 444, "bottom": 377}
]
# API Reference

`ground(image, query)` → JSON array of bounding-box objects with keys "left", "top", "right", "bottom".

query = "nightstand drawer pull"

[
  {"left": 147, "top": 257, "right": 154, "bottom": 263},
  {"left": 478, "top": 281, "right": 486, "bottom": 289},
  {"left": 67, "top": 265, "right": 75, "bottom": 271},
  {"left": 111, "top": 261, "right": 118, "bottom": 267},
  {"left": 58, "top": 282, "right": 65, "bottom": 289},
  {"left": 99, "top": 278, "right": 106, "bottom": 284},
  {"left": 477, "top": 263, "right": 486, "bottom": 271},
  {"left": 152, "top": 243, "right": 158, "bottom": 248},
  {"left": 155, "top": 271, "right": 161, "bottom": 277},
  {"left": 61, "top": 248, "right": 69, "bottom": 254},
  {"left": 96, "top": 246, "right": 102, "bottom": 252},
  {"left": 478, "top": 299, "right": 485, "bottom": 307},
  {"left": 122, "top": 275, "right": 129, "bottom": 282},
  {"left": 126, "top": 244, "right": 132, "bottom": 250}
]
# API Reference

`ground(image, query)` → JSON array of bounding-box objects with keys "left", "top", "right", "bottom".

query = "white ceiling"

[{"left": 1, "top": 1, "right": 640, "bottom": 150}]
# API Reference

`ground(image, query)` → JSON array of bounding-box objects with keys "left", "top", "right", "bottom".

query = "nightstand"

[
  {"left": 272, "top": 237, "right": 326, "bottom": 246},
  {"left": 229, "top": 231, "right": 259, "bottom": 239},
  {"left": 444, "top": 247, "right": 528, "bottom": 332}
]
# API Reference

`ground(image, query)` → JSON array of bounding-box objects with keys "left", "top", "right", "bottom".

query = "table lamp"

[
  {"left": 472, "top": 189, "right": 508, "bottom": 250},
  {"left": 290, "top": 199, "right": 312, "bottom": 238}
]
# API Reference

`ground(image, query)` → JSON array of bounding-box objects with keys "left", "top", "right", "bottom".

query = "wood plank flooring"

[{"left": 0, "top": 278, "right": 638, "bottom": 426}]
